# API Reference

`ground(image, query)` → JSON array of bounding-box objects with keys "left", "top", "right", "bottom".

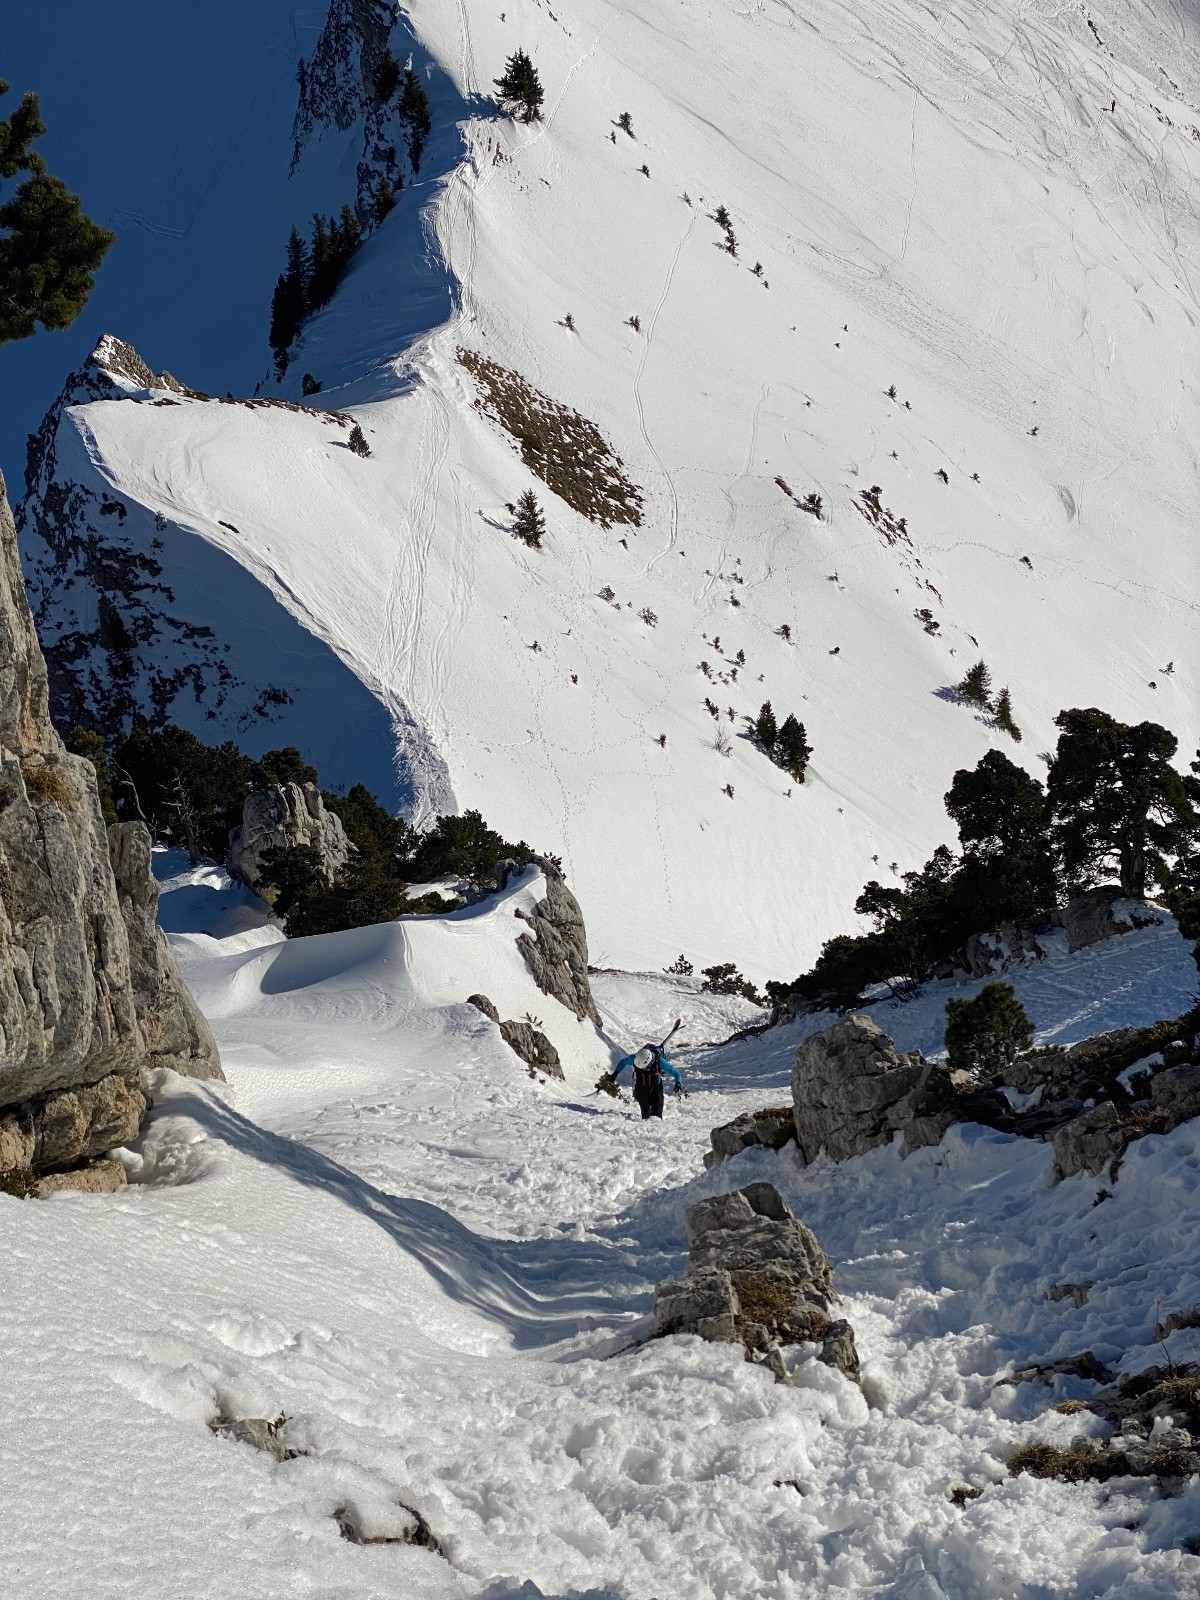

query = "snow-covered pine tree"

[
  {"left": 957, "top": 659, "right": 992, "bottom": 708},
  {"left": 512, "top": 489, "right": 545, "bottom": 548},
  {"left": 494, "top": 50, "right": 544, "bottom": 123}
]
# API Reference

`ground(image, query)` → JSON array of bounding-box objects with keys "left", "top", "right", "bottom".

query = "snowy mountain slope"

[
  {"left": 3, "top": 862, "right": 1199, "bottom": 1598},
  {"left": 0, "top": 0, "right": 363, "bottom": 489},
  {"left": 16, "top": 0, "right": 1200, "bottom": 976}
]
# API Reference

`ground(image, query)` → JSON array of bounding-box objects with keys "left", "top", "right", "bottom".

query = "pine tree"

[
  {"left": 268, "top": 226, "right": 308, "bottom": 368},
  {"left": 375, "top": 48, "right": 401, "bottom": 102},
  {"left": 373, "top": 176, "right": 399, "bottom": 224},
  {"left": 335, "top": 203, "right": 361, "bottom": 269},
  {"left": 494, "top": 50, "right": 544, "bottom": 123},
  {"left": 399, "top": 68, "right": 433, "bottom": 171},
  {"left": 1048, "top": 708, "right": 1192, "bottom": 898},
  {"left": 512, "top": 489, "right": 545, "bottom": 548},
  {"left": 309, "top": 212, "right": 336, "bottom": 308},
  {"left": 347, "top": 423, "right": 371, "bottom": 458},
  {"left": 944, "top": 749, "right": 1054, "bottom": 926},
  {"left": 957, "top": 659, "right": 992, "bottom": 708},
  {"left": 993, "top": 687, "right": 1021, "bottom": 741},
  {"left": 754, "top": 701, "right": 778, "bottom": 751},
  {"left": 0, "top": 80, "right": 114, "bottom": 345},
  {"left": 944, "top": 982, "right": 1034, "bottom": 1078},
  {"left": 775, "top": 714, "right": 812, "bottom": 783}
]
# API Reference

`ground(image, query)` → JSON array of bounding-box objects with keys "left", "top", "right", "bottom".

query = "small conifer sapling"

[
  {"left": 512, "top": 489, "right": 545, "bottom": 548},
  {"left": 944, "top": 982, "right": 1034, "bottom": 1079},
  {"left": 957, "top": 660, "right": 992, "bottom": 709},
  {"left": 347, "top": 423, "right": 371, "bottom": 457},
  {"left": 994, "top": 687, "right": 1021, "bottom": 742}
]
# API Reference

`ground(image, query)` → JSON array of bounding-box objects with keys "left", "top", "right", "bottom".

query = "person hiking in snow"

[{"left": 606, "top": 1042, "right": 684, "bottom": 1120}]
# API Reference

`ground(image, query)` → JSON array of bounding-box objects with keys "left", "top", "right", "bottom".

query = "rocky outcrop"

[
  {"left": 1053, "top": 1060, "right": 1200, "bottom": 1178},
  {"left": 1057, "top": 889, "right": 1142, "bottom": 954},
  {"left": 792, "top": 1014, "right": 970, "bottom": 1163},
  {"left": 466, "top": 993, "right": 563, "bottom": 1079},
  {"left": 227, "top": 783, "right": 351, "bottom": 904},
  {"left": 0, "top": 1072, "right": 145, "bottom": 1173},
  {"left": 514, "top": 862, "right": 601, "bottom": 1025},
  {"left": 704, "top": 1105, "right": 796, "bottom": 1169},
  {"left": 108, "top": 822, "right": 222, "bottom": 1077},
  {"left": 0, "top": 469, "right": 220, "bottom": 1187},
  {"left": 291, "top": 0, "right": 423, "bottom": 218},
  {"left": 655, "top": 1182, "right": 859, "bottom": 1379}
]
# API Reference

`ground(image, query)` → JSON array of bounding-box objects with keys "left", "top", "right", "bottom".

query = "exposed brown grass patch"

[
  {"left": 457, "top": 348, "right": 643, "bottom": 527},
  {"left": 22, "top": 761, "right": 72, "bottom": 808}
]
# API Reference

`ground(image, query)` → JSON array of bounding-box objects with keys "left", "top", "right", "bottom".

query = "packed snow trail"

[{"left": 3, "top": 861, "right": 1199, "bottom": 1598}]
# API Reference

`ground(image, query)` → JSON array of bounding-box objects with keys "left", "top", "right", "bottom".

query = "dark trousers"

[{"left": 635, "top": 1081, "right": 665, "bottom": 1120}]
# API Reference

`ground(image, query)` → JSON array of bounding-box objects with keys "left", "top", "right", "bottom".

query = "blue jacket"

[{"left": 613, "top": 1051, "right": 682, "bottom": 1089}]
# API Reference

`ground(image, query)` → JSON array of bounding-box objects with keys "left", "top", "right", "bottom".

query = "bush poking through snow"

[
  {"left": 800, "top": 492, "right": 823, "bottom": 518},
  {"left": 512, "top": 489, "right": 545, "bottom": 548},
  {"left": 617, "top": 111, "right": 634, "bottom": 135},
  {"left": 347, "top": 423, "right": 371, "bottom": 458},
  {"left": 664, "top": 953, "right": 694, "bottom": 975},
  {"left": 457, "top": 348, "right": 644, "bottom": 526},
  {"left": 639, "top": 607, "right": 657, "bottom": 626},
  {"left": 944, "top": 982, "right": 1035, "bottom": 1079},
  {"left": 0, "top": 1165, "right": 37, "bottom": 1199},
  {"left": 494, "top": 49, "right": 544, "bottom": 122},
  {"left": 711, "top": 725, "right": 732, "bottom": 756}
]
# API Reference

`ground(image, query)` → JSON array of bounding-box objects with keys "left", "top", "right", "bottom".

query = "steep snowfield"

[
  {"left": 16, "top": 0, "right": 1200, "bottom": 980},
  {"left": 2, "top": 865, "right": 1199, "bottom": 1599}
]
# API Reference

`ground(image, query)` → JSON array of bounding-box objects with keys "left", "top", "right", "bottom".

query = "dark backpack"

[{"left": 633, "top": 1046, "right": 663, "bottom": 1096}]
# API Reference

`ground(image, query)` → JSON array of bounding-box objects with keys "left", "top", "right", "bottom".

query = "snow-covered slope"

[
  {"left": 3, "top": 861, "right": 1199, "bottom": 1599},
  {"left": 16, "top": 0, "right": 1200, "bottom": 976}
]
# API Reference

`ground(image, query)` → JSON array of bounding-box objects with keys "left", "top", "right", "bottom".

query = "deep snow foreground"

[
  {"left": 18, "top": 0, "right": 1200, "bottom": 978},
  {"left": 3, "top": 867, "right": 1200, "bottom": 1598}
]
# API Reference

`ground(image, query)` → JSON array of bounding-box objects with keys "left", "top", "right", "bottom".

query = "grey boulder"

[
  {"left": 791, "top": 1013, "right": 953, "bottom": 1163},
  {"left": 227, "top": 781, "right": 351, "bottom": 904},
  {"left": 704, "top": 1105, "right": 796, "bottom": 1169}
]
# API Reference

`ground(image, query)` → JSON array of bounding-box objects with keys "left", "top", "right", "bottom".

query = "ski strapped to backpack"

[{"left": 593, "top": 1018, "right": 685, "bottom": 1098}]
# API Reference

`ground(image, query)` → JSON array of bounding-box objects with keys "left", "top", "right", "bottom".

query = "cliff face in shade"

[{"left": 0, "top": 470, "right": 221, "bottom": 1166}]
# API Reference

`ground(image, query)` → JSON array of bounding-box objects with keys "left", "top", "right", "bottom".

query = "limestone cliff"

[{"left": 0, "top": 469, "right": 221, "bottom": 1183}]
